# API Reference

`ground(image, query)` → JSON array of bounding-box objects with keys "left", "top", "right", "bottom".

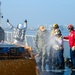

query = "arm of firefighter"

[
  {"left": 72, "top": 33, "right": 75, "bottom": 46},
  {"left": 74, "top": 32, "right": 75, "bottom": 40},
  {"left": 35, "top": 33, "right": 38, "bottom": 54},
  {"left": 35, "top": 32, "right": 38, "bottom": 48},
  {"left": 7, "top": 19, "right": 16, "bottom": 30},
  {"left": 24, "top": 19, "right": 27, "bottom": 29},
  {"left": 71, "top": 33, "right": 75, "bottom": 51},
  {"left": 64, "top": 36, "right": 69, "bottom": 39},
  {"left": 63, "top": 36, "right": 69, "bottom": 41},
  {"left": 34, "top": 54, "right": 39, "bottom": 58}
]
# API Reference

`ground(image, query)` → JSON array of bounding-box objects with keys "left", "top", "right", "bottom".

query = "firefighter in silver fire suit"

[{"left": 6, "top": 19, "right": 27, "bottom": 45}]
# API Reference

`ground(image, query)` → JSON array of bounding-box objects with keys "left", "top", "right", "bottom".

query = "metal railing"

[{"left": 5, "top": 31, "right": 36, "bottom": 49}]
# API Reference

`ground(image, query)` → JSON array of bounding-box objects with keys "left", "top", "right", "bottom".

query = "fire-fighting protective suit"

[{"left": 7, "top": 19, "right": 27, "bottom": 45}]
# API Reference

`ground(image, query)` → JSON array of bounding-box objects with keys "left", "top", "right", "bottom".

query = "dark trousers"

[
  {"left": 56, "top": 50, "right": 64, "bottom": 65},
  {"left": 48, "top": 49, "right": 64, "bottom": 69},
  {"left": 70, "top": 48, "right": 75, "bottom": 67}
]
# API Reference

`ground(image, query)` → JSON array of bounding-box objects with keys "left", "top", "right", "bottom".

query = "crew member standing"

[
  {"left": 35, "top": 26, "right": 49, "bottom": 71},
  {"left": 52, "top": 29, "right": 64, "bottom": 69},
  {"left": 64, "top": 24, "right": 75, "bottom": 69}
]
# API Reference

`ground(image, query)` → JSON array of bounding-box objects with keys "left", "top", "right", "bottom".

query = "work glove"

[
  {"left": 72, "top": 46, "right": 75, "bottom": 51},
  {"left": 7, "top": 19, "right": 9, "bottom": 23},
  {"left": 53, "top": 45, "right": 60, "bottom": 50},
  {"left": 24, "top": 19, "right": 27, "bottom": 24}
]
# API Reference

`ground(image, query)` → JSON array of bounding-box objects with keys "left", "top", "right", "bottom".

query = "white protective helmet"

[{"left": 17, "top": 23, "right": 26, "bottom": 29}]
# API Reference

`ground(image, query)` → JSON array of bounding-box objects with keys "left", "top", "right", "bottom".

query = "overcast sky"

[{"left": 0, "top": 0, "right": 75, "bottom": 28}]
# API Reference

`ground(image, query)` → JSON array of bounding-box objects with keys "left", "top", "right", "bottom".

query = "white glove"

[
  {"left": 72, "top": 46, "right": 75, "bottom": 51},
  {"left": 53, "top": 45, "right": 59, "bottom": 50}
]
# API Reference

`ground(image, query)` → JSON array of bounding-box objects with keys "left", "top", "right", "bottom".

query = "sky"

[{"left": 0, "top": 0, "right": 75, "bottom": 28}]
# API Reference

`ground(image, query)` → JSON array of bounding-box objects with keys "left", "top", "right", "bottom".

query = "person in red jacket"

[{"left": 64, "top": 24, "right": 75, "bottom": 69}]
